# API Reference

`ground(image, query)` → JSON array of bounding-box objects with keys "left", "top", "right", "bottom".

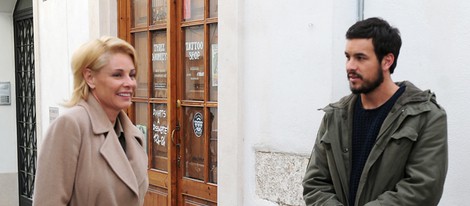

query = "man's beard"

[{"left": 349, "top": 66, "right": 384, "bottom": 94}]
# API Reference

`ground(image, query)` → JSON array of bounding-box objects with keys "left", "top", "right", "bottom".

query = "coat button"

[{"left": 343, "top": 148, "right": 349, "bottom": 153}]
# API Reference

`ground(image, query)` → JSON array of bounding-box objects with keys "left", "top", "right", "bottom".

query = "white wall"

[
  {"left": 0, "top": 9, "right": 19, "bottom": 206},
  {"left": 36, "top": 0, "right": 88, "bottom": 145},
  {"left": 218, "top": 0, "right": 244, "bottom": 204},
  {"left": 226, "top": 0, "right": 470, "bottom": 205},
  {"left": 0, "top": 12, "right": 17, "bottom": 174},
  {"left": 364, "top": 1, "right": 470, "bottom": 205},
  {"left": 232, "top": 0, "right": 358, "bottom": 205},
  {"left": 240, "top": 0, "right": 341, "bottom": 205},
  {"left": 35, "top": 0, "right": 117, "bottom": 143},
  {"left": 218, "top": 0, "right": 358, "bottom": 204}
]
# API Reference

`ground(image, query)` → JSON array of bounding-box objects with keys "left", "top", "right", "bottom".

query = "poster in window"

[
  {"left": 211, "top": 44, "right": 218, "bottom": 87},
  {"left": 152, "top": 0, "right": 167, "bottom": 24},
  {"left": 136, "top": 124, "right": 148, "bottom": 153},
  {"left": 183, "top": 0, "right": 191, "bottom": 20}
]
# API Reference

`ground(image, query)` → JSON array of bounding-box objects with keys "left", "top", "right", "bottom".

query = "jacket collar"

[
  {"left": 323, "top": 81, "right": 436, "bottom": 111},
  {"left": 77, "top": 95, "right": 145, "bottom": 197}
]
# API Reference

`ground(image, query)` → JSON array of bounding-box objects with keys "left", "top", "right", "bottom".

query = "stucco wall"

[
  {"left": 234, "top": 0, "right": 356, "bottom": 205},
  {"left": 35, "top": 0, "right": 117, "bottom": 143},
  {"left": 36, "top": 0, "right": 89, "bottom": 146},
  {"left": 0, "top": 11, "right": 19, "bottom": 206},
  {"left": 0, "top": 12, "right": 17, "bottom": 174}
]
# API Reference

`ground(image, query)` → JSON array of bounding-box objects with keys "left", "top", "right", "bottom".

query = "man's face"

[{"left": 344, "top": 38, "right": 384, "bottom": 94}]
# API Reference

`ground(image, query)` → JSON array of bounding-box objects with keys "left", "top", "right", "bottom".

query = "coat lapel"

[
  {"left": 119, "top": 111, "right": 148, "bottom": 187},
  {"left": 100, "top": 131, "right": 139, "bottom": 196},
  {"left": 79, "top": 96, "right": 140, "bottom": 196}
]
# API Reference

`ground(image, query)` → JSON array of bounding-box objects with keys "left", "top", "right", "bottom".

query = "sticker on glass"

[{"left": 193, "top": 112, "right": 203, "bottom": 137}]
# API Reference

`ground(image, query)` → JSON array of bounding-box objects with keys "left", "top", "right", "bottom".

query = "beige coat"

[{"left": 33, "top": 95, "right": 148, "bottom": 206}]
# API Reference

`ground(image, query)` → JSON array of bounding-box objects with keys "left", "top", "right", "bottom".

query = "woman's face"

[{"left": 87, "top": 52, "right": 137, "bottom": 119}]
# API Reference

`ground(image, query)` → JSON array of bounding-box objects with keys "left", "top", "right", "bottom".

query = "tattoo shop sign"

[{"left": 186, "top": 41, "right": 203, "bottom": 60}]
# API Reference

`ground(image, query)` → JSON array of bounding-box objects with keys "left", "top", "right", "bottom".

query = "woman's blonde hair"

[{"left": 64, "top": 36, "right": 138, "bottom": 107}]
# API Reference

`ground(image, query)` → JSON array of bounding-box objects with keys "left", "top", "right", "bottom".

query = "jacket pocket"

[
  {"left": 382, "top": 126, "right": 418, "bottom": 172},
  {"left": 390, "top": 126, "right": 418, "bottom": 144},
  {"left": 371, "top": 127, "right": 419, "bottom": 192}
]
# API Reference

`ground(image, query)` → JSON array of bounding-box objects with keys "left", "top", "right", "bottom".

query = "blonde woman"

[{"left": 33, "top": 36, "right": 148, "bottom": 206}]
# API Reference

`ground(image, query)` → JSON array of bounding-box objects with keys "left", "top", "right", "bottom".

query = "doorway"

[{"left": 13, "top": 0, "right": 36, "bottom": 205}]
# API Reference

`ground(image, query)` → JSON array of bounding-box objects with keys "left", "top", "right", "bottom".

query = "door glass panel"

[
  {"left": 209, "top": 0, "right": 217, "bottom": 18},
  {"left": 183, "top": 107, "right": 204, "bottom": 181},
  {"left": 209, "top": 108, "right": 217, "bottom": 183},
  {"left": 152, "top": 104, "right": 168, "bottom": 171},
  {"left": 152, "top": 30, "right": 168, "bottom": 98},
  {"left": 135, "top": 103, "right": 149, "bottom": 154},
  {"left": 132, "top": 0, "right": 148, "bottom": 28},
  {"left": 209, "top": 24, "right": 218, "bottom": 101},
  {"left": 152, "top": 0, "right": 167, "bottom": 25},
  {"left": 134, "top": 32, "right": 149, "bottom": 97},
  {"left": 184, "top": 26, "right": 204, "bottom": 101},
  {"left": 183, "top": 0, "right": 204, "bottom": 21}
]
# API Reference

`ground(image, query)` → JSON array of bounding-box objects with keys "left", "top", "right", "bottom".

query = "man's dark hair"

[{"left": 346, "top": 17, "right": 402, "bottom": 73}]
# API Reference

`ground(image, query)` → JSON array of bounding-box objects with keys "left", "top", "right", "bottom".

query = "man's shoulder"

[
  {"left": 322, "top": 93, "right": 356, "bottom": 111},
  {"left": 399, "top": 81, "right": 445, "bottom": 110}
]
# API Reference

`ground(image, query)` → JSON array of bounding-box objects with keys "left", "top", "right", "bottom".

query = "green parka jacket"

[{"left": 302, "top": 81, "right": 448, "bottom": 206}]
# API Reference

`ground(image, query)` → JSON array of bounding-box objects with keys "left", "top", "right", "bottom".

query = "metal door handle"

[{"left": 171, "top": 124, "right": 180, "bottom": 144}]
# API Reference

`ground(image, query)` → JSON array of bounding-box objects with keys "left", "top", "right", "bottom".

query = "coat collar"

[
  {"left": 77, "top": 95, "right": 113, "bottom": 134},
  {"left": 77, "top": 95, "right": 146, "bottom": 197},
  {"left": 77, "top": 95, "right": 144, "bottom": 144},
  {"left": 323, "top": 81, "right": 436, "bottom": 112}
]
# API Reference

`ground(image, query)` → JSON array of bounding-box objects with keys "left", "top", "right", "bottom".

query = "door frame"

[{"left": 13, "top": 2, "right": 36, "bottom": 206}]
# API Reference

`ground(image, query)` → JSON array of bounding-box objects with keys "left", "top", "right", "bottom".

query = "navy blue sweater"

[{"left": 349, "top": 86, "right": 405, "bottom": 205}]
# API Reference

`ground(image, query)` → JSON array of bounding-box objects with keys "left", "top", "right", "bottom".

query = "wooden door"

[
  {"left": 118, "top": 0, "right": 218, "bottom": 205},
  {"left": 176, "top": 0, "right": 218, "bottom": 204}
]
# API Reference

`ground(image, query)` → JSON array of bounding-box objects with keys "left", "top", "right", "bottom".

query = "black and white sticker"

[{"left": 193, "top": 112, "right": 203, "bottom": 137}]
